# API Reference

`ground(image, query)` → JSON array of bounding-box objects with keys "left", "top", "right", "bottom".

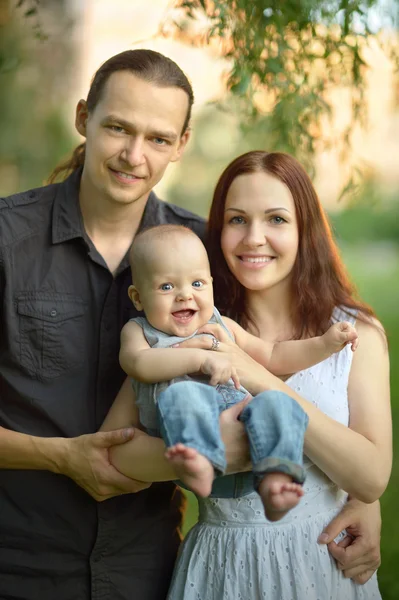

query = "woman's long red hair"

[{"left": 207, "top": 151, "right": 375, "bottom": 336}]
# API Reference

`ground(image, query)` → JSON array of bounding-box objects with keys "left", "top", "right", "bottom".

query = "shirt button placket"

[{"left": 90, "top": 508, "right": 113, "bottom": 600}]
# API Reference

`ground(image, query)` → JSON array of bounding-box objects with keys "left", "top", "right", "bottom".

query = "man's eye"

[
  {"left": 192, "top": 280, "right": 203, "bottom": 288},
  {"left": 153, "top": 138, "right": 167, "bottom": 146},
  {"left": 160, "top": 283, "right": 173, "bottom": 291},
  {"left": 109, "top": 125, "right": 125, "bottom": 133}
]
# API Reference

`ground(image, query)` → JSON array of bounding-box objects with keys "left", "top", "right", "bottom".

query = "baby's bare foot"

[
  {"left": 165, "top": 443, "right": 214, "bottom": 497},
  {"left": 258, "top": 473, "right": 304, "bottom": 522}
]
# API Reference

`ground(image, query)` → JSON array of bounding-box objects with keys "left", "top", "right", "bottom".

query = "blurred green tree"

[
  {"left": 0, "top": 0, "right": 75, "bottom": 195},
  {"left": 164, "top": 1, "right": 399, "bottom": 173}
]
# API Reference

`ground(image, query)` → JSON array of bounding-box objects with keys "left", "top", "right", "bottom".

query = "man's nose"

[{"left": 120, "top": 136, "right": 145, "bottom": 167}]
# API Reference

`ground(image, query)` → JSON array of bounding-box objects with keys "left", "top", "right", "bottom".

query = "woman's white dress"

[{"left": 167, "top": 309, "right": 381, "bottom": 599}]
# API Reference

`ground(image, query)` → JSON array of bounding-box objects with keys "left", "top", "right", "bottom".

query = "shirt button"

[{"left": 50, "top": 309, "right": 57, "bottom": 317}]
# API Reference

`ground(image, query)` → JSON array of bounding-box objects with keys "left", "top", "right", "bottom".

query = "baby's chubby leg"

[
  {"left": 239, "top": 391, "right": 308, "bottom": 521},
  {"left": 158, "top": 381, "right": 227, "bottom": 497}
]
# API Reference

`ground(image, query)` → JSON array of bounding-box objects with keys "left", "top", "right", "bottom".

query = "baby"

[{"left": 119, "top": 224, "right": 358, "bottom": 521}]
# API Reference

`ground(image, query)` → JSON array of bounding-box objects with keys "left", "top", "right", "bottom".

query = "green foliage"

[
  {"left": 167, "top": 1, "right": 399, "bottom": 170},
  {"left": 0, "top": 1, "right": 75, "bottom": 195}
]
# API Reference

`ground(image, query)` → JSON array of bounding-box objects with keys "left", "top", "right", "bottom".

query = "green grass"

[{"left": 181, "top": 242, "right": 399, "bottom": 598}]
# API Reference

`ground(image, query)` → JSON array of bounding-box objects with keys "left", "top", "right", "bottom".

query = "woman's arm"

[
  {"left": 174, "top": 319, "right": 392, "bottom": 503},
  {"left": 102, "top": 378, "right": 251, "bottom": 481},
  {"left": 297, "top": 318, "right": 391, "bottom": 503},
  {"left": 100, "top": 377, "right": 176, "bottom": 481}
]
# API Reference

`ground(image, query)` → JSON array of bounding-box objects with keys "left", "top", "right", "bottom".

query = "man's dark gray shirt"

[{"left": 0, "top": 169, "right": 206, "bottom": 600}]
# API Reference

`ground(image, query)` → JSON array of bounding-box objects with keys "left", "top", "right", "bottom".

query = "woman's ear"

[{"left": 128, "top": 285, "right": 143, "bottom": 311}]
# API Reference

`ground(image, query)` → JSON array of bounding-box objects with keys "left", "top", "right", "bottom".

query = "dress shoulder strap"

[{"left": 331, "top": 306, "right": 358, "bottom": 326}]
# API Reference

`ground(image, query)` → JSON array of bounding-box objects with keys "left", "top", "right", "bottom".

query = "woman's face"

[{"left": 221, "top": 171, "right": 299, "bottom": 294}]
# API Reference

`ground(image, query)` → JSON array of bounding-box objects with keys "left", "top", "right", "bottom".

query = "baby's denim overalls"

[{"left": 131, "top": 307, "right": 308, "bottom": 497}]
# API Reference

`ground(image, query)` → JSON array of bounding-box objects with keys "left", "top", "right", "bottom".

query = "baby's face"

[{"left": 136, "top": 237, "right": 214, "bottom": 337}]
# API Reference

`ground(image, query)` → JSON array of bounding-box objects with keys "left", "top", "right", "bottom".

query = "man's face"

[{"left": 75, "top": 71, "right": 190, "bottom": 209}]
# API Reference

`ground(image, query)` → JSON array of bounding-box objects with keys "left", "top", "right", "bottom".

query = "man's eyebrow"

[
  {"left": 101, "top": 115, "right": 131, "bottom": 128},
  {"left": 225, "top": 207, "right": 291, "bottom": 214},
  {"left": 152, "top": 130, "right": 178, "bottom": 142},
  {"left": 101, "top": 115, "right": 178, "bottom": 141}
]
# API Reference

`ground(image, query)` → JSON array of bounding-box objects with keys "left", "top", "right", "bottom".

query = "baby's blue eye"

[
  {"left": 192, "top": 280, "right": 203, "bottom": 288},
  {"left": 160, "top": 283, "right": 173, "bottom": 291}
]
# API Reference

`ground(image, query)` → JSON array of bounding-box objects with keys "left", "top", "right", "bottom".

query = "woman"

[{"left": 163, "top": 151, "right": 391, "bottom": 599}]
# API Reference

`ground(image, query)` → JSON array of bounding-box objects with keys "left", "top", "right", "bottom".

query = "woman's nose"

[{"left": 243, "top": 222, "right": 266, "bottom": 246}]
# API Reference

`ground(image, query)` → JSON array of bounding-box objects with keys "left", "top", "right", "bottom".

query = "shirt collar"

[
  {"left": 52, "top": 168, "right": 86, "bottom": 245},
  {"left": 51, "top": 167, "right": 164, "bottom": 246}
]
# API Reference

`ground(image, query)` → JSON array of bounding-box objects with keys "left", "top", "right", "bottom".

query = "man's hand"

[
  {"left": 318, "top": 498, "right": 381, "bottom": 584},
  {"left": 60, "top": 429, "right": 150, "bottom": 501},
  {"left": 219, "top": 398, "right": 251, "bottom": 474}
]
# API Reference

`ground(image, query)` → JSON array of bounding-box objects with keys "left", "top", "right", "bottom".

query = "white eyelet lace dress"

[{"left": 166, "top": 309, "right": 381, "bottom": 600}]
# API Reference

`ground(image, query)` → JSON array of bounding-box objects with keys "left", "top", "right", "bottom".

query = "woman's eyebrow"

[{"left": 225, "top": 207, "right": 290, "bottom": 214}]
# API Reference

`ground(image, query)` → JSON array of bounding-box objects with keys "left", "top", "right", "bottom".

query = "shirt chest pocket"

[{"left": 16, "top": 293, "right": 87, "bottom": 380}]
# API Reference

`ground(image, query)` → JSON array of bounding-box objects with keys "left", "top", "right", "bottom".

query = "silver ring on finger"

[{"left": 211, "top": 337, "right": 220, "bottom": 351}]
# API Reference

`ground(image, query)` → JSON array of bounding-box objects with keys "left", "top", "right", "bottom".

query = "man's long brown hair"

[{"left": 207, "top": 151, "right": 375, "bottom": 337}]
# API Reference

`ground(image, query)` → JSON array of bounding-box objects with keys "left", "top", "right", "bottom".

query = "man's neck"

[{"left": 78, "top": 180, "right": 150, "bottom": 274}]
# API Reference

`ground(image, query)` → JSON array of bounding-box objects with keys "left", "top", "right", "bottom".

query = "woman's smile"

[{"left": 238, "top": 255, "right": 276, "bottom": 268}]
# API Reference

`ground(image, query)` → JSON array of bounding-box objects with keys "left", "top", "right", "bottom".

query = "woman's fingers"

[
  {"left": 196, "top": 323, "right": 233, "bottom": 344},
  {"left": 173, "top": 335, "right": 228, "bottom": 351},
  {"left": 231, "top": 368, "right": 240, "bottom": 390}
]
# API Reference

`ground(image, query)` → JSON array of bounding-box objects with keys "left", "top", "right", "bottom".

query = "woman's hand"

[
  {"left": 317, "top": 498, "right": 381, "bottom": 583},
  {"left": 219, "top": 398, "right": 252, "bottom": 474},
  {"left": 173, "top": 327, "right": 280, "bottom": 395}
]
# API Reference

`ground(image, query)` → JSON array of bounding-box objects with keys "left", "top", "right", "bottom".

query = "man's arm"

[{"left": 0, "top": 407, "right": 148, "bottom": 501}]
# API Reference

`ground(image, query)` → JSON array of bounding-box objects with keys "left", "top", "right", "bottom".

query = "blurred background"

[{"left": 1, "top": 0, "right": 398, "bottom": 597}]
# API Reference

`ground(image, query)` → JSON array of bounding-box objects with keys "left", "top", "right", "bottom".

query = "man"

[{"left": 0, "top": 49, "right": 381, "bottom": 600}]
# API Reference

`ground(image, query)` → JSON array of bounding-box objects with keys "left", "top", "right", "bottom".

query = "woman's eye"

[
  {"left": 160, "top": 283, "right": 173, "bottom": 291},
  {"left": 271, "top": 216, "right": 286, "bottom": 225},
  {"left": 192, "top": 280, "right": 203, "bottom": 288},
  {"left": 229, "top": 216, "right": 245, "bottom": 225}
]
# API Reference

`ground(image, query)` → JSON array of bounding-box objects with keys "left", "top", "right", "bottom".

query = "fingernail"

[
  {"left": 171, "top": 344, "right": 180, "bottom": 348},
  {"left": 123, "top": 428, "right": 134, "bottom": 439},
  {"left": 318, "top": 533, "right": 329, "bottom": 544}
]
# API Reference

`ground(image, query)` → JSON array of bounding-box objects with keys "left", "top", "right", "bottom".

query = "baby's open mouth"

[{"left": 172, "top": 310, "right": 196, "bottom": 321}]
